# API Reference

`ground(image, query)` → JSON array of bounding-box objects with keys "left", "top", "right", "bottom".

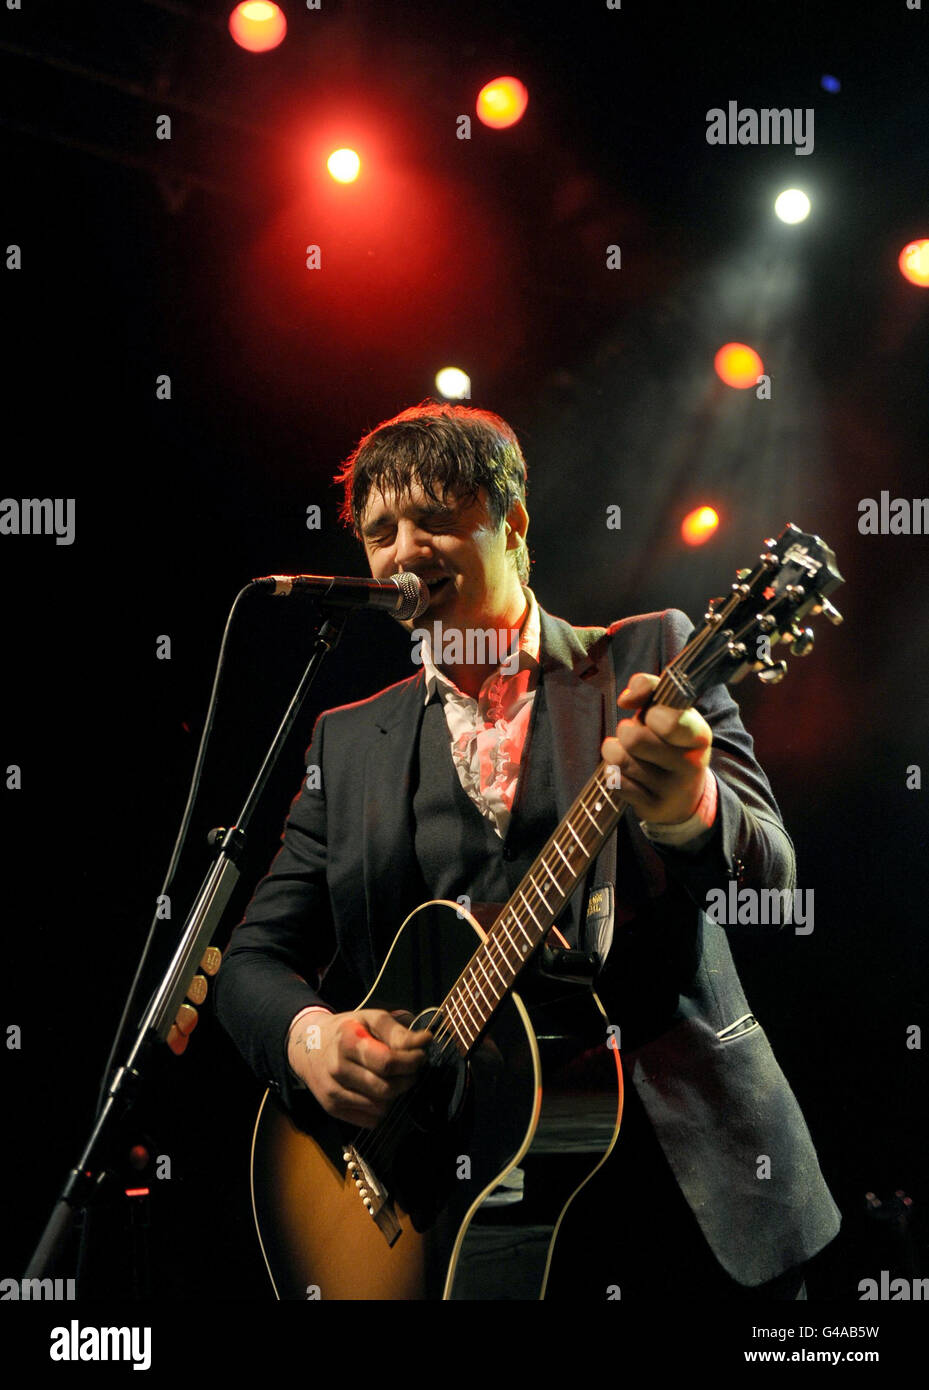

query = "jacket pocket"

[{"left": 715, "top": 1013, "right": 760, "bottom": 1042}]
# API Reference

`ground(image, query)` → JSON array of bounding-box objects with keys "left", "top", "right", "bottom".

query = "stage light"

[
  {"left": 774, "top": 189, "right": 811, "bottom": 224},
  {"left": 898, "top": 239, "right": 929, "bottom": 288},
  {"left": 821, "top": 74, "right": 841, "bottom": 93},
  {"left": 682, "top": 507, "right": 719, "bottom": 547},
  {"left": 476, "top": 77, "right": 529, "bottom": 129},
  {"left": 435, "top": 367, "right": 471, "bottom": 399},
  {"left": 327, "top": 149, "right": 361, "bottom": 183},
  {"left": 228, "top": 2, "right": 287, "bottom": 53},
  {"left": 714, "top": 342, "right": 764, "bottom": 389}
]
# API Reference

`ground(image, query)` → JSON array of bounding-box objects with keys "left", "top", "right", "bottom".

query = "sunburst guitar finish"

[{"left": 250, "top": 900, "right": 622, "bottom": 1301}]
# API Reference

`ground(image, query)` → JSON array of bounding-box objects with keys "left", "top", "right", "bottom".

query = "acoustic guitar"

[{"left": 250, "top": 523, "right": 843, "bottom": 1300}]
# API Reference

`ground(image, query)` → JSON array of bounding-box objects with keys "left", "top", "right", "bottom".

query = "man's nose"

[{"left": 393, "top": 521, "right": 434, "bottom": 569}]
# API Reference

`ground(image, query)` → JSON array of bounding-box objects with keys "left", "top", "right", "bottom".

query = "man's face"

[{"left": 358, "top": 480, "right": 526, "bottom": 633}]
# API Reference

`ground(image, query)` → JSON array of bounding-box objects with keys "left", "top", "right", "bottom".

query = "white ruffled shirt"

[{"left": 419, "top": 586, "right": 542, "bottom": 840}]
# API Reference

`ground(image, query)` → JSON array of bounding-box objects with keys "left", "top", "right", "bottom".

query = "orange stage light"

[
  {"left": 681, "top": 506, "right": 719, "bottom": 546},
  {"left": 229, "top": 2, "right": 287, "bottom": 53},
  {"left": 714, "top": 342, "right": 764, "bottom": 389},
  {"left": 898, "top": 239, "right": 929, "bottom": 288},
  {"left": 476, "top": 77, "right": 529, "bottom": 129},
  {"left": 327, "top": 148, "right": 361, "bottom": 183}
]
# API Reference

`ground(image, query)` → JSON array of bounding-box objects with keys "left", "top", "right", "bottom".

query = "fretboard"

[{"left": 437, "top": 665, "right": 693, "bottom": 1057}]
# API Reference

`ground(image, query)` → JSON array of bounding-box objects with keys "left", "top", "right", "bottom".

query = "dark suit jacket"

[{"left": 214, "top": 603, "right": 841, "bottom": 1286}]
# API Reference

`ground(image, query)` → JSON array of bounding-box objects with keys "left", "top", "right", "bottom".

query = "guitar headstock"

[{"left": 666, "top": 523, "right": 844, "bottom": 704}]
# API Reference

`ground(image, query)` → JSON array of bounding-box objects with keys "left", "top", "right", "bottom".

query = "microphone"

[{"left": 251, "top": 571, "right": 429, "bottom": 620}]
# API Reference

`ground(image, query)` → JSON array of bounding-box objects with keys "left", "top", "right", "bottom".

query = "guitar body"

[{"left": 251, "top": 900, "right": 623, "bottom": 1300}]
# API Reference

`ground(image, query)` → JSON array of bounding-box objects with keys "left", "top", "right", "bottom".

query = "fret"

[
  {"left": 497, "top": 914, "right": 523, "bottom": 957},
  {"left": 579, "top": 799, "right": 600, "bottom": 831},
  {"left": 566, "top": 823, "right": 590, "bottom": 857},
  {"left": 473, "top": 954, "right": 500, "bottom": 1006},
  {"left": 443, "top": 993, "right": 470, "bottom": 1049},
  {"left": 482, "top": 944, "right": 508, "bottom": 988},
  {"left": 528, "top": 871, "right": 551, "bottom": 913},
  {"left": 509, "top": 909, "right": 533, "bottom": 955},
  {"left": 595, "top": 781, "right": 618, "bottom": 811},
  {"left": 541, "top": 858, "right": 563, "bottom": 894},
  {"left": 487, "top": 932, "right": 516, "bottom": 987},
  {"left": 466, "top": 959, "right": 493, "bottom": 1007},
  {"left": 518, "top": 888, "right": 541, "bottom": 929},
  {"left": 553, "top": 841, "right": 572, "bottom": 871},
  {"left": 454, "top": 973, "right": 484, "bottom": 1036}
]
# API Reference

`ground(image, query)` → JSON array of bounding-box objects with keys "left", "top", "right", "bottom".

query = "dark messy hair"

[{"left": 334, "top": 400, "right": 529, "bottom": 582}]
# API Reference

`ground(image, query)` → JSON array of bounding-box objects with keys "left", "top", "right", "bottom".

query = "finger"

[
  {"left": 325, "top": 1084, "right": 386, "bottom": 1128},
  {"left": 358, "top": 1009, "right": 432, "bottom": 1050},
  {"left": 616, "top": 673, "right": 659, "bottom": 709},
  {"left": 615, "top": 719, "right": 708, "bottom": 771},
  {"left": 331, "top": 1057, "right": 420, "bottom": 1104},
  {"left": 345, "top": 1028, "right": 430, "bottom": 1080},
  {"left": 600, "top": 737, "right": 666, "bottom": 798},
  {"left": 643, "top": 704, "right": 712, "bottom": 748}
]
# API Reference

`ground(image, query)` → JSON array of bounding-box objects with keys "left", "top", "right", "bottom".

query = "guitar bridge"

[{"left": 342, "top": 1145, "right": 402, "bottom": 1246}]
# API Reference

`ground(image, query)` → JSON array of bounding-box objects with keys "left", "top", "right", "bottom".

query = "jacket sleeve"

[
  {"left": 212, "top": 710, "right": 337, "bottom": 1107},
  {"left": 627, "top": 607, "right": 797, "bottom": 915}
]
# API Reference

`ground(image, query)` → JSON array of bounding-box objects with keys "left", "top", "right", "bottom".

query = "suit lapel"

[
  {"left": 536, "top": 609, "right": 613, "bottom": 943},
  {"left": 360, "top": 670, "right": 429, "bottom": 970}
]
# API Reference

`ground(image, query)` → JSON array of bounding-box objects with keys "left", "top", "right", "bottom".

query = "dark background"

[{"left": 1, "top": 0, "right": 927, "bottom": 1322}]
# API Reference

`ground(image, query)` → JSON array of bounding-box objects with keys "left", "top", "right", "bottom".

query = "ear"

[{"left": 504, "top": 498, "right": 529, "bottom": 553}]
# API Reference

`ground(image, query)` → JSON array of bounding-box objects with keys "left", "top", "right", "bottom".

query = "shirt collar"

[{"left": 420, "top": 586, "right": 540, "bottom": 705}]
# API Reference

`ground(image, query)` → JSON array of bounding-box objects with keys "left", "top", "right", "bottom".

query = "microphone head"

[{"left": 392, "top": 572, "right": 430, "bottom": 620}]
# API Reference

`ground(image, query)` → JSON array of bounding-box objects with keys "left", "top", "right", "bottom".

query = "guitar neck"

[
  {"left": 431, "top": 519, "right": 845, "bottom": 1059},
  {"left": 437, "top": 668, "right": 694, "bottom": 1058}
]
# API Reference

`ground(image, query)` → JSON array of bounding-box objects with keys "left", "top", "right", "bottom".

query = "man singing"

[{"left": 214, "top": 401, "right": 840, "bottom": 1299}]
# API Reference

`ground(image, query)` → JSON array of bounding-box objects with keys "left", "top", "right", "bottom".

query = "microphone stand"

[{"left": 24, "top": 604, "right": 350, "bottom": 1285}]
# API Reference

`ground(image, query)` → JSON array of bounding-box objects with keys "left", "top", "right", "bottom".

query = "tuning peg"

[
  {"left": 790, "top": 626, "right": 814, "bottom": 657},
  {"left": 175, "top": 1003, "right": 198, "bottom": 1036},
  {"left": 186, "top": 973, "right": 208, "bottom": 1005},
  {"left": 200, "top": 946, "right": 222, "bottom": 976},
  {"left": 757, "top": 661, "right": 788, "bottom": 685},
  {"left": 821, "top": 598, "right": 843, "bottom": 626}
]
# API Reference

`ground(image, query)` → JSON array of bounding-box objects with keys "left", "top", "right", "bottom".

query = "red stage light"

[
  {"left": 327, "top": 149, "right": 361, "bottom": 183},
  {"left": 714, "top": 342, "right": 764, "bottom": 389},
  {"left": 681, "top": 506, "right": 719, "bottom": 546},
  {"left": 898, "top": 239, "right": 929, "bottom": 287},
  {"left": 229, "top": 2, "right": 287, "bottom": 53},
  {"left": 476, "top": 77, "right": 529, "bottom": 129}
]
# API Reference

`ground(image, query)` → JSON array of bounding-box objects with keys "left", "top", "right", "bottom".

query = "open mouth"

[{"left": 425, "top": 577, "right": 453, "bottom": 600}]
